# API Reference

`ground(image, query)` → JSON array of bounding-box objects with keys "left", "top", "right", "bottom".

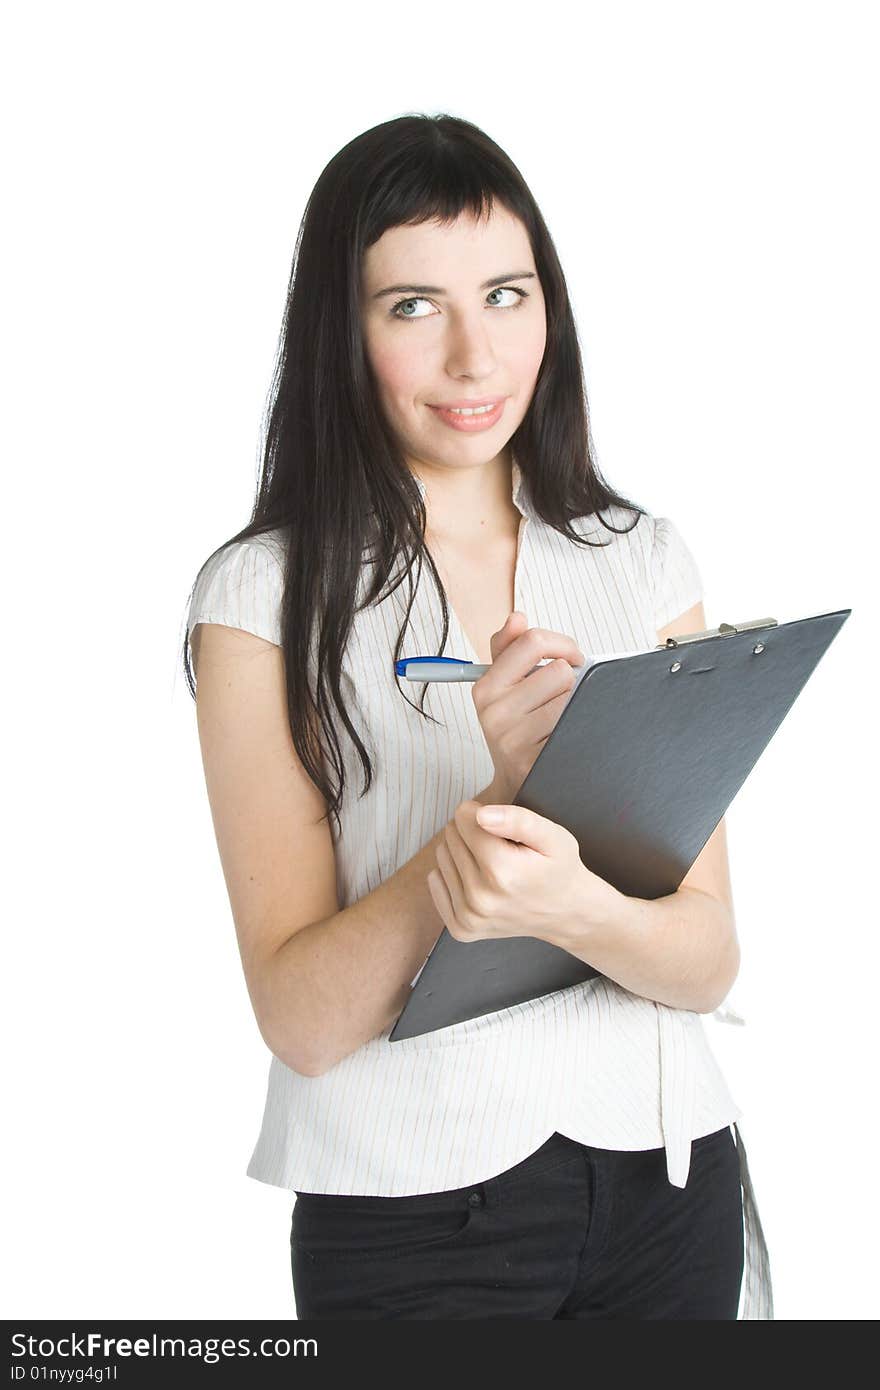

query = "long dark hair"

[{"left": 182, "top": 112, "right": 646, "bottom": 834}]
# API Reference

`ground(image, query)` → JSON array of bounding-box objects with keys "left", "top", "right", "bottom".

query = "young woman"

[{"left": 184, "top": 113, "right": 773, "bottom": 1319}]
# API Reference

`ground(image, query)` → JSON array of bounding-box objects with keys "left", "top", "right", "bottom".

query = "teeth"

[{"left": 446, "top": 403, "right": 495, "bottom": 415}]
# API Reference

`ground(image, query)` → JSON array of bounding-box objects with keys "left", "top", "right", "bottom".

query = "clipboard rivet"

[
  {"left": 753, "top": 642, "right": 765, "bottom": 654},
  {"left": 669, "top": 661, "right": 682, "bottom": 673}
]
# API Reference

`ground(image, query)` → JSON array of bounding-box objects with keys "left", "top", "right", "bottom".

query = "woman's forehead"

[{"left": 363, "top": 209, "right": 533, "bottom": 286}]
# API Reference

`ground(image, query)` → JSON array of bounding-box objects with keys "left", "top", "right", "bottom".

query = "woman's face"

[{"left": 360, "top": 205, "right": 547, "bottom": 480}]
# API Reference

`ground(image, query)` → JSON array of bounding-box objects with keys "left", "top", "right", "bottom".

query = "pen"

[
  {"left": 395, "top": 655, "right": 546, "bottom": 682},
  {"left": 395, "top": 651, "right": 628, "bottom": 682}
]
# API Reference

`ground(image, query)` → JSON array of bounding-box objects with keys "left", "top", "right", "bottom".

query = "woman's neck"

[{"left": 416, "top": 451, "right": 519, "bottom": 547}]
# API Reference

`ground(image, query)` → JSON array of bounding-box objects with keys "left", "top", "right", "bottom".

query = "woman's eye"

[
  {"left": 389, "top": 286, "right": 528, "bottom": 320},
  {"left": 390, "top": 297, "right": 433, "bottom": 320}
]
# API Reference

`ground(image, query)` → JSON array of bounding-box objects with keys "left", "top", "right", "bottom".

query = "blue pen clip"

[{"left": 394, "top": 655, "right": 475, "bottom": 677}]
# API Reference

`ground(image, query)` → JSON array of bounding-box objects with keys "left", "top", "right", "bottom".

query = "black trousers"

[{"left": 290, "top": 1124, "right": 744, "bottom": 1319}]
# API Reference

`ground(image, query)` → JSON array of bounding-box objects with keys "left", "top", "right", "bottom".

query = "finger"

[
  {"left": 450, "top": 807, "right": 512, "bottom": 895},
  {"left": 519, "top": 685, "right": 577, "bottom": 740},
  {"left": 443, "top": 817, "right": 483, "bottom": 896},
  {"left": 480, "top": 628, "right": 585, "bottom": 694},
  {"left": 479, "top": 658, "right": 579, "bottom": 724},
  {"left": 475, "top": 802, "right": 568, "bottom": 856},
  {"left": 435, "top": 838, "right": 468, "bottom": 921},
  {"left": 489, "top": 611, "right": 529, "bottom": 662},
  {"left": 427, "top": 868, "right": 457, "bottom": 933}
]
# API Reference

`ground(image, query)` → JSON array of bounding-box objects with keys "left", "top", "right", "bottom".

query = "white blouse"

[{"left": 187, "top": 458, "right": 773, "bottom": 1318}]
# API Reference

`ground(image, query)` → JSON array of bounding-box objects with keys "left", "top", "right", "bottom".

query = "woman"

[{"left": 183, "top": 113, "right": 773, "bottom": 1319}]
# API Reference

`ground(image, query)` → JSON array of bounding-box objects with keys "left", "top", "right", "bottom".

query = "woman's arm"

[
  {"left": 193, "top": 620, "right": 502, "bottom": 1078},
  {"left": 546, "top": 858, "right": 740, "bottom": 1013},
  {"left": 543, "top": 597, "right": 740, "bottom": 1012},
  {"left": 426, "top": 798, "right": 738, "bottom": 1015},
  {"left": 264, "top": 785, "right": 502, "bottom": 1075}
]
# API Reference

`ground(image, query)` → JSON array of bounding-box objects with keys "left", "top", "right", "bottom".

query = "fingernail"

[{"left": 477, "top": 807, "right": 504, "bottom": 825}]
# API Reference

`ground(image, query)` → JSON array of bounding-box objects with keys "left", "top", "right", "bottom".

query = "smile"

[{"left": 428, "top": 399, "right": 507, "bottom": 432}]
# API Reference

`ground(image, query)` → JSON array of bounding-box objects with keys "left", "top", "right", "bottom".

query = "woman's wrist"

[{"left": 475, "top": 778, "right": 511, "bottom": 806}]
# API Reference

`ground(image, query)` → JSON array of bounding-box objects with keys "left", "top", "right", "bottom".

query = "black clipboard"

[{"left": 389, "top": 608, "right": 851, "bottom": 1043}]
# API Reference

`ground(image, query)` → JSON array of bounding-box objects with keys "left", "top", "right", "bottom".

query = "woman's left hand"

[{"left": 427, "top": 799, "right": 626, "bottom": 949}]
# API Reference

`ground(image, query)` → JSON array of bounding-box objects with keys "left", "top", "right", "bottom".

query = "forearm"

[
  {"left": 264, "top": 782, "right": 500, "bottom": 1075},
  {"left": 551, "top": 880, "right": 740, "bottom": 1014}
]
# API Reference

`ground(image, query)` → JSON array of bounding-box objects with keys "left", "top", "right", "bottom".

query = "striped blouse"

[{"left": 186, "top": 457, "right": 773, "bottom": 1318}]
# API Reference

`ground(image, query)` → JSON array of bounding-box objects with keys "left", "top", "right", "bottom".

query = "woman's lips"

[{"left": 428, "top": 398, "right": 507, "bottom": 432}]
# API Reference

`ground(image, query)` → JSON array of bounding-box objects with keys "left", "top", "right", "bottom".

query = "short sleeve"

[
  {"left": 187, "top": 538, "right": 284, "bottom": 647},
  {"left": 650, "top": 516, "right": 704, "bottom": 630}
]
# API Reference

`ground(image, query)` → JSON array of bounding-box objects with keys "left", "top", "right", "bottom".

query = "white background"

[{"left": 3, "top": 0, "right": 876, "bottom": 1320}]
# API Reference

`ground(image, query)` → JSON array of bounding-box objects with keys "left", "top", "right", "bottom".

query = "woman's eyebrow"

[{"left": 371, "top": 270, "right": 537, "bottom": 299}]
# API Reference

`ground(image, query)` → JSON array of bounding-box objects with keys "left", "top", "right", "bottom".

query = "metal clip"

[{"left": 656, "top": 617, "right": 777, "bottom": 650}]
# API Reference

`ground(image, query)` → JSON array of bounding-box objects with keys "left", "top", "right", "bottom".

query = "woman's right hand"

[{"left": 473, "top": 612, "right": 586, "bottom": 804}]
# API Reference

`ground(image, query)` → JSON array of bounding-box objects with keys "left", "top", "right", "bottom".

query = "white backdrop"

[{"left": 3, "top": 0, "right": 876, "bottom": 1320}]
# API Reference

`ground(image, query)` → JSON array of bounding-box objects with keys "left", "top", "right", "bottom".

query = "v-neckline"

[
  {"left": 448, "top": 606, "right": 482, "bottom": 666},
  {"left": 434, "top": 513, "right": 530, "bottom": 667}
]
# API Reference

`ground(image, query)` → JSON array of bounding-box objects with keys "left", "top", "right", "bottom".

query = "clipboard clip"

[{"left": 656, "top": 617, "right": 778, "bottom": 649}]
